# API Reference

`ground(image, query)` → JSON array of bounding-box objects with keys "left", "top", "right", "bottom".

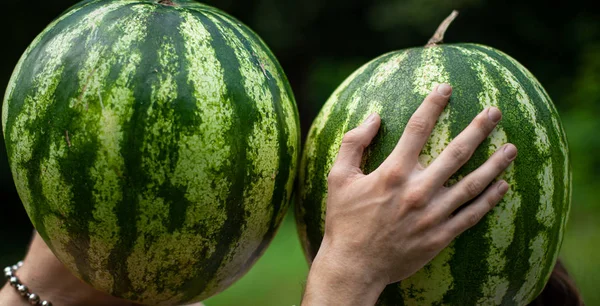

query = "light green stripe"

[
  {"left": 10, "top": 66, "right": 65, "bottom": 216},
  {"left": 40, "top": 140, "right": 73, "bottom": 216},
  {"left": 495, "top": 48, "right": 567, "bottom": 237},
  {"left": 303, "top": 52, "right": 406, "bottom": 201},
  {"left": 175, "top": 10, "right": 231, "bottom": 236},
  {"left": 413, "top": 47, "right": 449, "bottom": 95},
  {"left": 5, "top": 1, "right": 129, "bottom": 284},
  {"left": 553, "top": 114, "right": 570, "bottom": 245},
  {"left": 132, "top": 37, "right": 179, "bottom": 291},
  {"left": 319, "top": 94, "right": 363, "bottom": 232},
  {"left": 126, "top": 11, "right": 232, "bottom": 303},
  {"left": 201, "top": 13, "right": 281, "bottom": 292},
  {"left": 469, "top": 61, "right": 514, "bottom": 305},
  {"left": 401, "top": 47, "right": 453, "bottom": 305},
  {"left": 1, "top": 0, "right": 106, "bottom": 132},
  {"left": 222, "top": 17, "right": 299, "bottom": 201},
  {"left": 415, "top": 47, "right": 451, "bottom": 168},
  {"left": 459, "top": 47, "right": 550, "bottom": 155},
  {"left": 457, "top": 46, "right": 555, "bottom": 305},
  {"left": 536, "top": 161, "right": 555, "bottom": 227},
  {"left": 84, "top": 4, "right": 153, "bottom": 292},
  {"left": 8, "top": 0, "right": 114, "bottom": 213},
  {"left": 371, "top": 52, "right": 407, "bottom": 86},
  {"left": 39, "top": 139, "right": 74, "bottom": 280},
  {"left": 515, "top": 233, "right": 549, "bottom": 303},
  {"left": 316, "top": 52, "right": 407, "bottom": 233},
  {"left": 43, "top": 214, "right": 81, "bottom": 278},
  {"left": 401, "top": 245, "right": 455, "bottom": 305}
]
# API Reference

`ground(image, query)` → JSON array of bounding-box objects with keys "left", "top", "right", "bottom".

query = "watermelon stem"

[{"left": 426, "top": 10, "right": 459, "bottom": 47}]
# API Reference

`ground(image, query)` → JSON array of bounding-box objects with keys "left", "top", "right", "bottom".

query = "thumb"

[{"left": 329, "top": 113, "right": 381, "bottom": 181}]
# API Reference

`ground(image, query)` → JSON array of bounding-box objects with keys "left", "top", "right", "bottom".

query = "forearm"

[{"left": 302, "top": 247, "right": 385, "bottom": 306}]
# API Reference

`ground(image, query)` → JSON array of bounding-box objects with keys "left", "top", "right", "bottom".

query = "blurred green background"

[{"left": 1, "top": 0, "right": 598, "bottom": 305}]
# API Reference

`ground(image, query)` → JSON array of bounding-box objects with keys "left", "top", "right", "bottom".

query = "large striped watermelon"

[
  {"left": 2, "top": 0, "right": 299, "bottom": 304},
  {"left": 296, "top": 12, "right": 571, "bottom": 305}
]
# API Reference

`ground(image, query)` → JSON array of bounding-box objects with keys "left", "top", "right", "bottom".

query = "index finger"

[{"left": 382, "top": 83, "right": 452, "bottom": 169}]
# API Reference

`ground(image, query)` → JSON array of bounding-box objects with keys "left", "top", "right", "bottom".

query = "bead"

[
  {"left": 17, "top": 284, "right": 29, "bottom": 296},
  {"left": 9, "top": 276, "right": 19, "bottom": 287},
  {"left": 28, "top": 293, "right": 40, "bottom": 304},
  {"left": 41, "top": 301, "right": 52, "bottom": 306},
  {"left": 11, "top": 265, "right": 19, "bottom": 271},
  {"left": 4, "top": 266, "right": 12, "bottom": 273},
  {"left": 4, "top": 269, "right": 13, "bottom": 278},
  {"left": 17, "top": 261, "right": 24, "bottom": 268}
]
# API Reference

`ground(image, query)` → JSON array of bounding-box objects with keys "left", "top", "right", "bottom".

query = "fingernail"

[
  {"left": 498, "top": 181, "right": 509, "bottom": 194},
  {"left": 364, "top": 113, "right": 377, "bottom": 125},
  {"left": 504, "top": 144, "right": 517, "bottom": 160},
  {"left": 488, "top": 107, "right": 501, "bottom": 123},
  {"left": 437, "top": 83, "right": 452, "bottom": 96}
]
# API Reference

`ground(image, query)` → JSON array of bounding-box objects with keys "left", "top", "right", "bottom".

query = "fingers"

[
  {"left": 328, "top": 113, "right": 381, "bottom": 184},
  {"left": 440, "top": 144, "right": 517, "bottom": 216},
  {"left": 383, "top": 84, "right": 452, "bottom": 170},
  {"left": 445, "top": 180, "right": 509, "bottom": 237},
  {"left": 424, "top": 107, "right": 502, "bottom": 187}
]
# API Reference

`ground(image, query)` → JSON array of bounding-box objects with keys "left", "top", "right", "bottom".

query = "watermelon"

[
  {"left": 2, "top": 0, "right": 300, "bottom": 304},
  {"left": 296, "top": 11, "right": 571, "bottom": 305}
]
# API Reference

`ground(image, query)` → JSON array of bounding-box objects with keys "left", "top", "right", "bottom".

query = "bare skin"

[
  {"left": 0, "top": 233, "right": 204, "bottom": 306},
  {"left": 302, "top": 84, "right": 517, "bottom": 305}
]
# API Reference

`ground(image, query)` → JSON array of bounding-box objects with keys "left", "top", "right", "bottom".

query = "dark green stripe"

[
  {"left": 212, "top": 13, "right": 296, "bottom": 272},
  {"left": 48, "top": 13, "right": 111, "bottom": 284},
  {"left": 468, "top": 44, "right": 568, "bottom": 300},
  {"left": 353, "top": 50, "right": 421, "bottom": 176},
  {"left": 176, "top": 11, "right": 257, "bottom": 302},
  {"left": 15, "top": 1, "right": 115, "bottom": 283},
  {"left": 300, "top": 53, "right": 394, "bottom": 260},
  {"left": 462, "top": 46, "right": 545, "bottom": 305},
  {"left": 3, "top": 0, "right": 104, "bottom": 231},
  {"left": 104, "top": 3, "right": 160, "bottom": 298},
  {"left": 440, "top": 45, "right": 492, "bottom": 304},
  {"left": 147, "top": 4, "right": 197, "bottom": 237}
]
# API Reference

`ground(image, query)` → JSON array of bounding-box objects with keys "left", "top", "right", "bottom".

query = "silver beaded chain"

[{"left": 3, "top": 261, "right": 53, "bottom": 306}]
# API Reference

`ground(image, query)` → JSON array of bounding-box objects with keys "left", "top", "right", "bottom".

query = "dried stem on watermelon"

[{"left": 426, "top": 10, "right": 459, "bottom": 47}]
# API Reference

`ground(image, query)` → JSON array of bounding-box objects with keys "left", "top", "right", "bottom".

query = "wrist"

[
  {"left": 0, "top": 281, "right": 30, "bottom": 306},
  {"left": 302, "top": 239, "right": 386, "bottom": 305}
]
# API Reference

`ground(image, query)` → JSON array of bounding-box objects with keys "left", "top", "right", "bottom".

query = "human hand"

[
  {"left": 302, "top": 84, "right": 517, "bottom": 305},
  {"left": 0, "top": 232, "right": 204, "bottom": 306}
]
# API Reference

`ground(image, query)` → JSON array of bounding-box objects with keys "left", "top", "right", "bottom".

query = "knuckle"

[
  {"left": 490, "top": 156, "right": 506, "bottom": 172},
  {"left": 341, "top": 129, "right": 363, "bottom": 147},
  {"left": 464, "top": 179, "right": 483, "bottom": 198},
  {"left": 447, "top": 142, "right": 471, "bottom": 163},
  {"left": 475, "top": 113, "right": 493, "bottom": 132},
  {"left": 415, "top": 215, "right": 435, "bottom": 232},
  {"left": 406, "top": 116, "right": 430, "bottom": 136},
  {"left": 467, "top": 211, "right": 482, "bottom": 227},
  {"left": 494, "top": 152, "right": 512, "bottom": 170},
  {"left": 380, "top": 166, "right": 408, "bottom": 185},
  {"left": 426, "top": 93, "right": 448, "bottom": 109},
  {"left": 403, "top": 188, "right": 427, "bottom": 208},
  {"left": 487, "top": 193, "right": 500, "bottom": 209},
  {"left": 327, "top": 167, "right": 344, "bottom": 185},
  {"left": 427, "top": 235, "right": 449, "bottom": 252}
]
